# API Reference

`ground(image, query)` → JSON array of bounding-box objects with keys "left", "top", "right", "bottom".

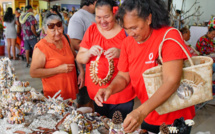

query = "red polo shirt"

[
  {"left": 80, "top": 23, "right": 136, "bottom": 104},
  {"left": 118, "top": 26, "right": 195, "bottom": 125}
]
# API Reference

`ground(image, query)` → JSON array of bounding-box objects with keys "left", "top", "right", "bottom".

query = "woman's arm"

[
  {"left": 76, "top": 47, "right": 92, "bottom": 64},
  {"left": 123, "top": 59, "right": 183, "bottom": 133},
  {"left": 76, "top": 61, "right": 85, "bottom": 89},
  {"left": 30, "top": 48, "right": 75, "bottom": 78},
  {"left": 94, "top": 71, "right": 130, "bottom": 106},
  {"left": 68, "top": 38, "right": 85, "bottom": 89}
]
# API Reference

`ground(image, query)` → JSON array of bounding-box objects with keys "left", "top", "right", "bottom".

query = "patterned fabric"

[
  {"left": 196, "top": 35, "right": 215, "bottom": 55},
  {"left": 21, "top": 13, "right": 36, "bottom": 41},
  {"left": 208, "top": 17, "right": 215, "bottom": 28},
  {"left": 185, "top": 41, "right": 199, "bottom": 56}
]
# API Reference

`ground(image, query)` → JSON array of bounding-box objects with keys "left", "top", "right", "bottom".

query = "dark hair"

[
  {"left": 80, "top": 0, "right": 97, "bottom": 8},
  {"left": 61, "top": 8, "right": 65, "bottom": 12},
  {"left": 52, "top": 5, "right": 63, "bottom": 20},
  {"left": 176, "top": 9, "right": 181, "bottom": 14},
  {"left": 116, "top": 0, "right": 170, "bottom": 29},
  {"left": 208, "top": 27, "right": 215, "bottom": 32},
  {"left": 25, "top": 5, "right": 32, "bottom": 10},
  {"left": 16, "top": 7, "right": 20, "bottom": 11},
  {"left": 3, "top": 7, "right": 15, "bottom": 22},
  {"left": 96, "top": 0, "right": 118, "bottom": 11},
  {"left": 180, "top": 27, "right": 189, "bottom": 35}
]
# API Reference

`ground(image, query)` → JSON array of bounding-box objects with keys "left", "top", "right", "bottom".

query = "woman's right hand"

[
  {"left": 57, "top": 64, "right": 75, "bottom": 73},
  {"left": 94, "top": 87, "right": 112, "bottom": 107},
  {"left": 88, "top": 45, "right": 103, "bottom": 57}
]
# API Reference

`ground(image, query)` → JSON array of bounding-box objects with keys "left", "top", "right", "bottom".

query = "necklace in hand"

[{"left": 89, "top": 50, "right": 114, "bottom": 86}]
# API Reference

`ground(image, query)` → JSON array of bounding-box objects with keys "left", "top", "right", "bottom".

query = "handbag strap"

[
  {"left": 158, "top": 28, "right": 194, "bottom": 66},
  {"left": 63, "top": 33, "right": 71, "bottom": 46}
]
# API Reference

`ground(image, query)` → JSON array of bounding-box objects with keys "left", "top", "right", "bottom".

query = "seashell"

[
  {"left": 177, "top": 82, "right": 193, "bottom": 100},
  {"left": 99, "top": 81, "right": 102, "bottom": 86},
  {"left": 185, "top": 119, "right": 195, "bottom": 126},
  {"left": 182, "top": 70, "right": 206, "bottom": 86},
  {"left": 89, "top": 51, "right": 114, "bottom": 86},
  {"left": 77, "top": 107, "right": 93, "bottom": 114},
  {"left": 24, "top": 81, "right": 30, "bottom": 87},
  {"left": 71, "top": 123, "right": 79, "bottom": 134}
]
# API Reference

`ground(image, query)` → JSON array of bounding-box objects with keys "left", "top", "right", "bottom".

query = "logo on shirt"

[{"left": 145, "top": 53, "right": 155, "bottom": 64}]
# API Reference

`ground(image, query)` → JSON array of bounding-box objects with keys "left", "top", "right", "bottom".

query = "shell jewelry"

[
  {"left": 19, "top": 12, "right": 34, "bottom": 24},
  {"left": 89, "top": 50, "right": 114, "bottom": 86}
]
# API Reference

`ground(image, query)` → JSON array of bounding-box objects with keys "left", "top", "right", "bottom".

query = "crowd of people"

[
  {"left": 1, "top": 5, "right": 78, "bottom": 67},
  {"left": 0, "top": 0, "right": 215, "bottom": 133}
]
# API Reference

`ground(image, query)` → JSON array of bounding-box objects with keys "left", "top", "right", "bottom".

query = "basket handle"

[{"left": 158, "top": 28, "right": 194, "bottom": 66}]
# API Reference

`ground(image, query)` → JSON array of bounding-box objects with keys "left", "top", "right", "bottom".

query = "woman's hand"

[
  {"left": 78, "top": 71, "right": 85, "bottom": 89},
  {"left": 88, "top": 45, "right": 103, "bottom": 57},
  {"left": 123, "top": 109, "right": 145, "bottom": 133},
  {"left": 94, "top": 87, "right": 112, "bottom": 107},
  {"left": 104, "top": 47, "right": 120, "bottom": 60},
  {"left": 57, "top": 64, "right": 75, "bottom": 73}
]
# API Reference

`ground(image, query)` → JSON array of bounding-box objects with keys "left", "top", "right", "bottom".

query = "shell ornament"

[
  {"left": 177, "top": 82, "right": 194, "bottom": 100},
  {"left": 89, "top": 50, "right": 114, "bottom": 86},
  {"left": 177, "top": 71, "right": 206, "bottom": 100}
]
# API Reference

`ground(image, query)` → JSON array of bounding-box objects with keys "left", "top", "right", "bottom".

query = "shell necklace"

[
  {"left": 19, "top": 12, "right": 34, "bottom": 24},
  {"left": 89, "top": 50, "right": 114, "bottom": 86}
]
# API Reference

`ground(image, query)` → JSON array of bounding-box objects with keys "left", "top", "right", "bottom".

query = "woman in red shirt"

[
  {"left": 94, "top": 0, "right": 195, "bottom": 133},
  {"left": 77, "top": 0, "right": 135, "bottom": 119}
]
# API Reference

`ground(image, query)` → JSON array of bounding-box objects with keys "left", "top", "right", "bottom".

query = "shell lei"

[
  {"left": 19, "top": 12, "right": 34, "bottom": 24},
  {"left": 89, "top": 51, "right": 114, "bottom": 86}
]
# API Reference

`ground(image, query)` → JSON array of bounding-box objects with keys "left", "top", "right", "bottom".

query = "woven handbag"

[{"left": 142, "top": 28, "right": 213, "bottom": 115}]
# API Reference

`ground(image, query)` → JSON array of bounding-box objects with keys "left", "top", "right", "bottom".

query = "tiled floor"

[
  {"left": 4, "top": 56, "right": 215, "bottom": 134},
  {"left": 9, "top": 57, "right": 43, "bottom": 91}
]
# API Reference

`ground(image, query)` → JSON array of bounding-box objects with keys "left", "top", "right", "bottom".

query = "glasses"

[{"left": 47, "top": 21, "right": 62, "bottom": 29}]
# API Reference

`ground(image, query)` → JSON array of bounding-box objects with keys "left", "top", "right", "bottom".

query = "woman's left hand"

[
  {"left": 78, "top": 72, "right": 85, "bottom": 89},
  {"left": 123, "top": 109, "right": 145, "bottom": 133},
  {"left": 104, "top": 47, "right": 120, "bottom": 60}
]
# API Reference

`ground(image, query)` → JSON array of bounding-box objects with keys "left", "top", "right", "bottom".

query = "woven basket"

[{"left": 143, "top": 28, "right": 213, "bottom": 115}]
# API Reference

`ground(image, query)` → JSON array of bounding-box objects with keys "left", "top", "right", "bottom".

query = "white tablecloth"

[{"left": 188, "top": 26, "right": 208, "bottom": 48}]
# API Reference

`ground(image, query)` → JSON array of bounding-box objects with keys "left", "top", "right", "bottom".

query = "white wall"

[
  {"left": 50, "top": 0, "right": 81, "bottom": 7},
  {"left": 39, "top": 1, "right": 48, "bottom": 10},
  {"left": 172, "top": 0, "right": 215, "bottom": 25}
]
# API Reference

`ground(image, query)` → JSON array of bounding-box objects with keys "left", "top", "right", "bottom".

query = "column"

[{"left": 26, "top": 0, "right": 29, "bottom": 5}]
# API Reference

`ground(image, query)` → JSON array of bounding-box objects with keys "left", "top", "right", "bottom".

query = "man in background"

[
  {"left": 68, "top": 0, "right": 96, "bottom": 51},
  {"left": 67, "top": 0, "right": 97, "bottom": 105},
  {"left": 20, "top": 5, "right": 37, "bottom": 67}
]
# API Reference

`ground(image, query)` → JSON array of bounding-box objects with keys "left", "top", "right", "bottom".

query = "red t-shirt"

[
  {"left": 118, "top": 27, "right": 195, "bottom": 125},
  {"left": 80, "top": 23, "right": 136, "bottom": 104}
]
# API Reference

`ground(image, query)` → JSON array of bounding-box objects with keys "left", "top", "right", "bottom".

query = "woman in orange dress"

[{"left": 30, "top": 13, "right": 84, "bottom": 100}]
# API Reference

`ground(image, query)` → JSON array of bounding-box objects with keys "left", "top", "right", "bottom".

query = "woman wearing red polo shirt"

[
  {"left": 76, "top": 0, "right": 135, "bottom": 119},
  {"left": 94, "top": 0, "right": 195, "bottom": 133}
]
